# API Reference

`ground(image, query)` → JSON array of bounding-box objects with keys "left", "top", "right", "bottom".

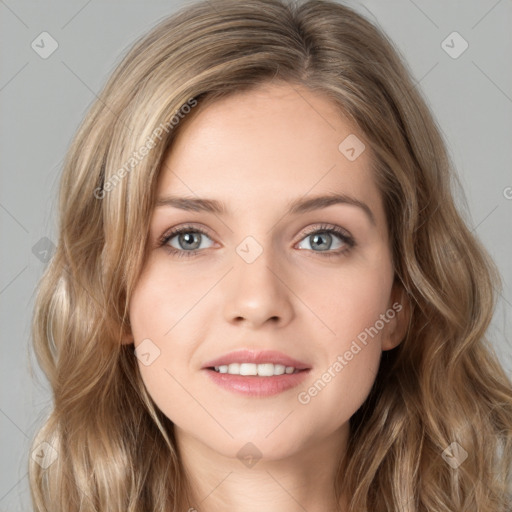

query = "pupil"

[
  {"left": 181, "top": 232, "right": 200, "bottom": 249},
  {"left": 312, "top": 232, "right": 331, "bottom": 250}
]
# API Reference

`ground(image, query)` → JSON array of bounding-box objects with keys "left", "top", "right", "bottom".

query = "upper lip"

[{"left": 202, "top": 349, "right": 311, "bottom": 370}]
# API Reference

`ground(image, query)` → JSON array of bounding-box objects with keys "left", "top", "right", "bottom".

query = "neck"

[{"left": 174, "top": 424, "right": 350, "bottom": 512}]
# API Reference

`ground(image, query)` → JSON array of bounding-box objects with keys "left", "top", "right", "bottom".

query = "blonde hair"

[{"left": 29, "top": 0, "right": 512, "bottom": 510}]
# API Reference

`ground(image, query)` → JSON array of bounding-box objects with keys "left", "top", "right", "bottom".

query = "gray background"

[{"left": 1, "top": 0, "right": 511, "bottom": 509}]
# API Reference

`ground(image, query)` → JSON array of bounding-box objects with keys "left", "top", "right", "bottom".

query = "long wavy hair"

[{"left": 28, "top": 0, "right": 512, "bottom": 510}]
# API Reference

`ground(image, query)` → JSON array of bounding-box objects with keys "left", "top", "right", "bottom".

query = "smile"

[{"left": 211, "top": 363, "right": 301, "bottom": 375}]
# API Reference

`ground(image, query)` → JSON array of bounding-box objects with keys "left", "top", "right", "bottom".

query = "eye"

[
  {"left": 159, "top": 225, "right": 215, "bottom": 258},
  {"left": 158, "top": 223, "right": 355, "bottom": 259},
  {"left": 296, "top": 224, "right": 355, "bottom": 258}
]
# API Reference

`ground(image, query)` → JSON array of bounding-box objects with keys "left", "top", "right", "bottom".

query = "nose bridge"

[{"left": 222, "top": 234, "right": 293, "bottom": 327}]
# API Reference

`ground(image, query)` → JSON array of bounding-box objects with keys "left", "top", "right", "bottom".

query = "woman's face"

[{"left": 126, "top": 82, "right": 408, "bottom": 462}]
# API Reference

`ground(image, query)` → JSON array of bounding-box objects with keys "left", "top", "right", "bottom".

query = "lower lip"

[{"left": 203, "top": 368, "right": 311, "bottom": 397}]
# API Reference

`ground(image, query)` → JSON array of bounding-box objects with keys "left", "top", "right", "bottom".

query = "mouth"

[
  {"left": 201, "top": 349, "right": 312, "bottom": 397},
  {"left": 206, "top": 363, "right": 307, "bottom": 376}
]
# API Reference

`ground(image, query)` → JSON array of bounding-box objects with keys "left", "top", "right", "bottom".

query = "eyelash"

[{"left": 158, "top": 223, "right": 356, "bottom": 259}]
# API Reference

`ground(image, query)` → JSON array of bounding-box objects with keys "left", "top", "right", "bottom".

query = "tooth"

[
  {"left": 257, "top": 363, "right": 275, "bottom": 377},
  {"left": 212, "top": 363, "right": 299, "bottom": 375},
  {"left": 239, "top": 363, "right": 258, "bottom": 376},
  {"left": 228, "top": 363, "right": 240, "bottom": 374},
  {"left": 274, "top": 364, "right": 286, "bottom": 375}
]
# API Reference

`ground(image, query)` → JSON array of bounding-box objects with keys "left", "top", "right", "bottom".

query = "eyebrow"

[{"left": 155, "top": 193, "right": 376, "bottom": 225}]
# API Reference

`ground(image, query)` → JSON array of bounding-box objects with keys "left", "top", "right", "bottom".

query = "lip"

[
  {"left": 201, "top": 349, "right": 311, "bottom": 370},
  {"left": 203, "top": 368, "right": 311, "bottom": 397}
]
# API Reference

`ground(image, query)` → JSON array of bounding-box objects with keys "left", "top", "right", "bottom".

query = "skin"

[{"left": 123, "top": 81, "right": 410, "bottom": 512}]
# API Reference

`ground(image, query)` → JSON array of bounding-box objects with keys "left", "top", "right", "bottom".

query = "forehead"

[{"left": 157, "top": 83, "right": 385, "bottom": 227}]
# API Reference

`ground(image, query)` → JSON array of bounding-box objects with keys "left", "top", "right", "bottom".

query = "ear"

[{"left": 381, "top": 279, "right": 411, "bottom": 351}]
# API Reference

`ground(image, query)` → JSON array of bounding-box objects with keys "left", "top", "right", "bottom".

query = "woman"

[{"left": 29, "top": 0, "right": 512, "bottom": 510}]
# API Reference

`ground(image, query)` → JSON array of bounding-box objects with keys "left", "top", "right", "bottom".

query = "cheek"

[
  {"left": 128, "top": 259, "right": 206, "bottom": 343},
  {"left": 294, "top": 257, "right": 392, "bottom": 418},
  {"left": 296, "top": 306, "right": 383, "bottom": 436},
  {"left": 301, "top": 253, "right": 394, "bottom": 339},
  {"left": 127, "top": 262, "right": 214, "bottom": 423}
]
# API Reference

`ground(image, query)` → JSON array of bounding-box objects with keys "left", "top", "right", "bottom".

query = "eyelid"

[
  {"left": 298, "top": 223, "right": 352, "bottom": 241},
  {"left": 158, "top": 223, "right": 215, "bottom": 246}
]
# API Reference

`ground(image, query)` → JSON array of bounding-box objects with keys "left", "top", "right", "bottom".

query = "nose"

[{"left": 222, "top": 245, "right": 294, "bottom": 329}]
